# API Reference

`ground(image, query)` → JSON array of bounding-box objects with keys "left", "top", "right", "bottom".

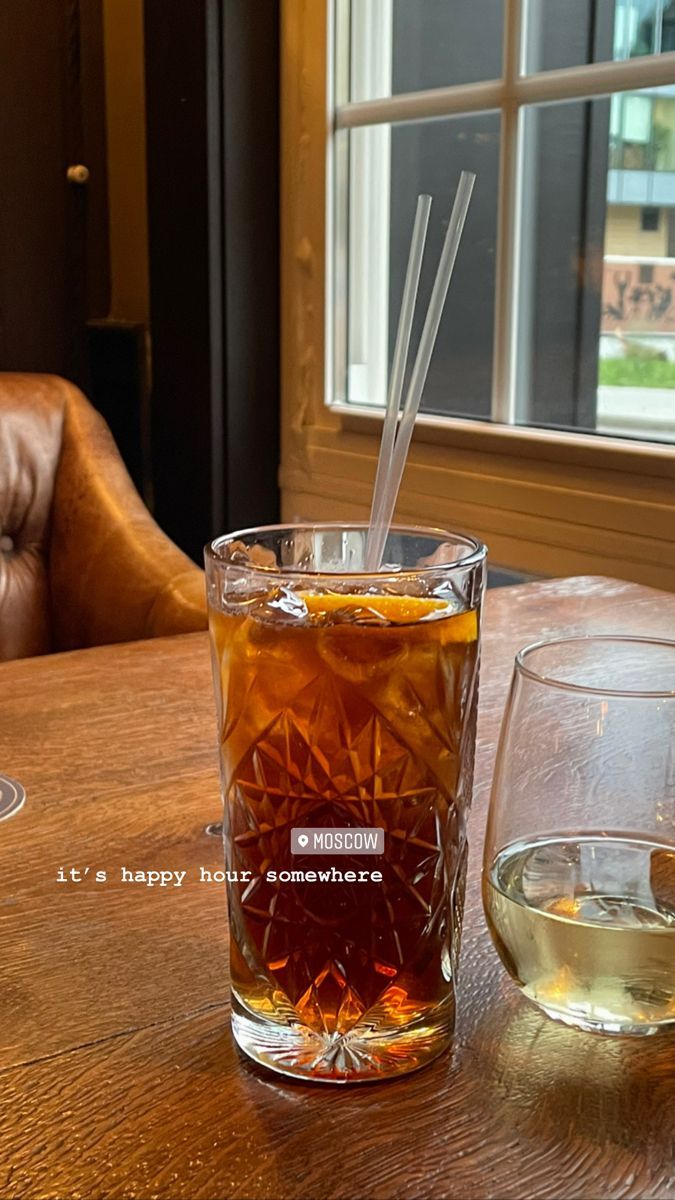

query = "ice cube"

[
  {"left": 247, "top": 586, "right": 309, "bottom": 625},
  {"left": 650, "top": 848, "right": 675, "bottom": 920},
  {"left": 223, "top": 539, "right": 278, "bottom": 568}
]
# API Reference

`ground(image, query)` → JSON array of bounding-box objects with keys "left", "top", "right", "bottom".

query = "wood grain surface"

[{"left": 0, "top": 577, "right": 674, "bottom": 1200}]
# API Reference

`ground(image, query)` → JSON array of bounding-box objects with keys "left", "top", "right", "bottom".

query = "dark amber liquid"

[{"left": 210, "top": 600, "right": 479, "bottom": 1039}]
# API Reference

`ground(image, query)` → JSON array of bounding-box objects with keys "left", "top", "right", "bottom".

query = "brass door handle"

[{"left": 66, "top": 164, "right": 90, "bottom": 185}]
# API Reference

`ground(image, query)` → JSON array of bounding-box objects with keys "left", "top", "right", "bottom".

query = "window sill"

[{"left": 331, "top": 403, "right": 675, "bottom": 479}]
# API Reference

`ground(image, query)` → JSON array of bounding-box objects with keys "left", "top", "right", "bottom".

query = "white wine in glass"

[{"left": 483, "top": 637, "right": 675, "bottom": 1036}]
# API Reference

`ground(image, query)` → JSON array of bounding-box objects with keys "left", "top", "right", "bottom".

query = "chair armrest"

[{"left": 49, "top": 379, "right": 208, "bottom": 650}]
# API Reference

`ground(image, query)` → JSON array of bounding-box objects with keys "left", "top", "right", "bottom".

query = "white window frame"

[
  {"left": 329, "top": 0, "right": 675, "bottom": 432},
  {"left": 280, "top": 0, "right": 675, "bottom": 591}
]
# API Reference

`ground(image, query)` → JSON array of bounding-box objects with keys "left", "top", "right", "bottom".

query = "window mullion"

[
  {"left": 514, "top": 50, "right": 675, "bottom": 106},
  {"left": 491, "top": 0, "right": 525, "bottom": 424},
  {"left": 336, "top": 79, "right": 504, "bottom": 129},
  {"left": 335, "top": 51, "right": 675, "bottom": 131},
  {"left": 346, "top": 0, "right": 392, "bottom": 409}
]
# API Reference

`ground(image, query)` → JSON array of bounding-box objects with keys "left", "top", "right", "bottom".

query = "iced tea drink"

[{"left": 205, "top": 525, "right": 486, "bottom": 1081}]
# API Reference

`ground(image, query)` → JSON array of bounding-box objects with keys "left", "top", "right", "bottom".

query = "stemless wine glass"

[{"left": 483, "top": 636, "right": 675, "bottom": 1036}]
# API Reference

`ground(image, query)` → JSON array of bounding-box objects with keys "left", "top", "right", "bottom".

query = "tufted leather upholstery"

[{"left": 0, "top": 373, "right": 207, "bottom": 660}]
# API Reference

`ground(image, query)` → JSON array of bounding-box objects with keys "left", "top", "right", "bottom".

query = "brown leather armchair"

[{"left": 0, "top": 373, "right": 207, "bottom": 661}]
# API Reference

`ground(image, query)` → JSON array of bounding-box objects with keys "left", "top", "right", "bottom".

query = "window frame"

[
  {"left": 280, "top": 0, "right": 675, "bottom": 591},
  {"left": 332, "top": 0, "right": 675, "bottom": 429}
]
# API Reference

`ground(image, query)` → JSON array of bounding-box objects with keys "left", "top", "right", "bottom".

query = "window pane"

[
  {"left": 337, "top": 0, "right": 503, "bottom": 105},
  {"left": 519, "top": 90, "right": 675, "bottom": 443},
  {"left": 525, "top": 0, "right": 675, "bottom": 73},
  {"left": 336, "top": 114, "right": 499, "bottom": 419}
]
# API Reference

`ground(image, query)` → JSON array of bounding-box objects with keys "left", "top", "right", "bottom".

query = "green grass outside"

[{"left": 599, "top": 357, "right": 675, "bottom": 388}]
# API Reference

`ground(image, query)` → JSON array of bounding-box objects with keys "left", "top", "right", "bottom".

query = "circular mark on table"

[{"left": 0, "top": 775, "right": 25, "bottom": 821}]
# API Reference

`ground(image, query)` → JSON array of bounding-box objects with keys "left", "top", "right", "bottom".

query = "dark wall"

[
  {"left": 145, "top": 0, "right": 217, "bottom": 556},
  {"left": 222, "top": 0, "right": 280, "bottom": 534},
  {"left": 144, "top": 0, "right": 279, "bottom": 560}
]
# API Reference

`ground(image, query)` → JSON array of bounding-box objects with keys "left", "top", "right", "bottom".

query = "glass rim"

[
  {"left": 204, "top": 521, "right": 487, "bottom": 580},
  {"left": 515, "top": 634, "right": 675, "bottom": 699}
]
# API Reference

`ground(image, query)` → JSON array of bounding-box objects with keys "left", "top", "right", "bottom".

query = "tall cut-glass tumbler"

[{"left": 205, "top": 524, "right": 487, "bottom": 1082}]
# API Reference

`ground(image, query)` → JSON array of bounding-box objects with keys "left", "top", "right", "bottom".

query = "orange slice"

[{"left": 299, "top": 592, "right": 478, "bottom": 641}]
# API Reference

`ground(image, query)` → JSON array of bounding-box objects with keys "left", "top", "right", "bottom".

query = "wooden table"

[{"left": 1, "top": 577, "right": 674, "bottom": 1200}]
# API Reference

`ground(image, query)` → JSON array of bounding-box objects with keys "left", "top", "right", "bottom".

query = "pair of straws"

[{"left": 364, "top": 170, "right": 476, "bottom": 571}]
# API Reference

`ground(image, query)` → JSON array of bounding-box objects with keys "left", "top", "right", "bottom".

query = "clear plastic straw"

[
  {"left": 365, "top": 194, "right": 431, "bottom": 570},
  {"left": 367, "top": 170, "right": 476, "bottom": 569}
]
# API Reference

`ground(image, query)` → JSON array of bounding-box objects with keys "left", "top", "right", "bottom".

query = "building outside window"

[{"left": 602, "top": 6, "right": 675, "bottom": 442}]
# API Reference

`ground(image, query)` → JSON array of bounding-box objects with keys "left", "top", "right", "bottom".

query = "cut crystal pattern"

[{"left": 224, "top": 661, "right": 477, "bottom": 1036}]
